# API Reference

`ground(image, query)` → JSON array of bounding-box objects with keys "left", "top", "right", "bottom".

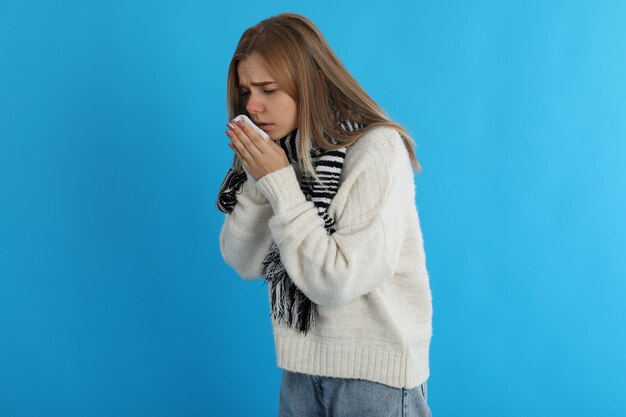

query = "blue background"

[{"left": 1, "top": 1, "right": 625, "bottom": 416}]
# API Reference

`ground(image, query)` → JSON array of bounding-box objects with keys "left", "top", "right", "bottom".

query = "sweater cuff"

[
  {"left": 255, "top": 165, "right": 304, "bottom": 213},
  {"left": 243, "top": 172, "right": 269, "bottom": 204}
]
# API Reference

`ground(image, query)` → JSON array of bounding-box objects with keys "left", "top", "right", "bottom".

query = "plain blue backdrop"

[{"left": 1, "top": 0, "right": 625, "bottom": 416}]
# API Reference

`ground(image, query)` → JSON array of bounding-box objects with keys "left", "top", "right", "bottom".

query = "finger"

[
  {"left": 267, "top": 139, "right": 288, "bottom": 160},
  {"left": 226, "top": 130, "right": 254, "bottom": 165},
  {"left": 229, "top": 142, "right": 252, "bottom": 173},
  {"left": 234, "top": 121, "right": 265, "bottom": 153},
  {"left": 227, "top": 122, "right": 261, "bottom": 158}
]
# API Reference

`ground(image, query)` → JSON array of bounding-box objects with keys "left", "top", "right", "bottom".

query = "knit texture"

[
  {"left": 217, "top": 124, "right": 361, "bottom": 334},
  {"left": 219, "top": 126, "right": 433, "bottom": 389}
]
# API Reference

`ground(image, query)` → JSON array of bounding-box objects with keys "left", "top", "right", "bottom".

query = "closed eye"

[{"left": 239, "top": 89, "right": 277, "bottom": 97}]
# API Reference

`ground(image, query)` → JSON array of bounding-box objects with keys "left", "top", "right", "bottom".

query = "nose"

[{"left": 245, "top": 92, "right": 265, "bottom": 116}]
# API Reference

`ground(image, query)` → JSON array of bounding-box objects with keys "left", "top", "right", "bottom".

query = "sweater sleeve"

[
  {"left": 219, "top": 173, "right": 274, "bottom": 280},
  {"left": 255, "top": 130, "right": 413, "bottom": 307}
]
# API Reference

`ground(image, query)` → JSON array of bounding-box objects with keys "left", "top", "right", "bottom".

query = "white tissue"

[{"left": 232, "top": 114, "right": 270, "bottom": 141}]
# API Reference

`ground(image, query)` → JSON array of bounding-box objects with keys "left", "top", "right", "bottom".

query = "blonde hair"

[{"left": 226, "top": 12, "right": 421, "bottom": 180}]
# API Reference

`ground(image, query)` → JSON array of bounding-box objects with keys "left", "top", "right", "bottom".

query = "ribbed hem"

[
  {"left": 274, "top": 334, "right": 430, "bottom": 389},
  {"left": 256, "top": 165, "right": 303, "bottom": 213}
]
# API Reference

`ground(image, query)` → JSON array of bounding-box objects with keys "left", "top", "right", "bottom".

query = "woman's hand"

[{"left": 226, "top": 120, "right": 290, "bottom": 181}]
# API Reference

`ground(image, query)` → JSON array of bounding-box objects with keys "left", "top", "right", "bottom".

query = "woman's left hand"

[{"left": 226, "top": 120, "right": 290, "bottom": 181}]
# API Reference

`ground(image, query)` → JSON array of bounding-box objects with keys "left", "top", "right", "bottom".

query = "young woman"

[{"left": 217, "top": 13, "right": 433, "bottom": 417}]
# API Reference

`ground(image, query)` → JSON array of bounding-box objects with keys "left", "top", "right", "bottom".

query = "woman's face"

[{"left": 237, "top": 53, "right": 298, "bottom": 141}]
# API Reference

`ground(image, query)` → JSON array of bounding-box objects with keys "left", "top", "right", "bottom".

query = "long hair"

[{"left": 226, "top": 12, "right": 421, "bottom": 180}]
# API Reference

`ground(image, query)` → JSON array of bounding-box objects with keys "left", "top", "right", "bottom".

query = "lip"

[{"left": 257, "top": 123, "right": 273, "bottom": 132}]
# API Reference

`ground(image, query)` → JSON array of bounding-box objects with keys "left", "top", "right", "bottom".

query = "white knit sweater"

[{"left": 219, "top": 127, "right": 432, "bottom": 389}]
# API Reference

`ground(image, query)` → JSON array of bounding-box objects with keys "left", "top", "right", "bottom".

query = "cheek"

[
  {"left": 273, "top": 93, "right": 298, "bottom": 128},
  {"left": 283, "top": 99, "right": 298, "bottom": 123}
]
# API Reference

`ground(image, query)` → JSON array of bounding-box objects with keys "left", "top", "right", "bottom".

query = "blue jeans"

[{"left": 278, "top": 369, "right": 432, "bottom": 417}]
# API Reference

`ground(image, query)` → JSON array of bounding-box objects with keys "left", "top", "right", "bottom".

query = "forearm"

[
  {"left": 256, "top": 150, "right": 408, "bottom": 306},
  {"left": 219, "top": 177, "right": 274, "bottom": 279}
]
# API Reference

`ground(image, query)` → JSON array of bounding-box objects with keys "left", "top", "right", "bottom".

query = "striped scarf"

[{"left": 216, "top": 121, "right": 362, "bottom": 334}]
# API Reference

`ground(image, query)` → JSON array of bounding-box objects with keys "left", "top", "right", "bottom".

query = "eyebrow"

[{"left": 239, "top": 81, "right": 277, "bottom": 88}]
